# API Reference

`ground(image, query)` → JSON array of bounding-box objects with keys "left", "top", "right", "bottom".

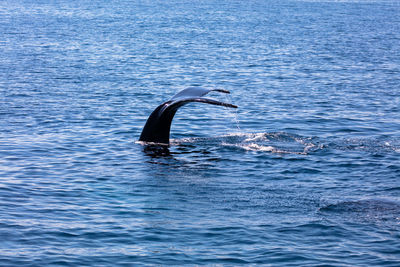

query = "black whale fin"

[{"left": 139, "top": 87, "right": 237, "bottom": 145}]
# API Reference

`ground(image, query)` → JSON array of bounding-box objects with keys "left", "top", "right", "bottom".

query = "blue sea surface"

[{"left": 1, "top": 0, "right": 400, "bottom": 265}]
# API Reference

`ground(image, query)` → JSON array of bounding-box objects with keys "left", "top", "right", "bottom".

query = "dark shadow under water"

[{"left": 319, "top": 198, "right": 400, "bottom": 224}]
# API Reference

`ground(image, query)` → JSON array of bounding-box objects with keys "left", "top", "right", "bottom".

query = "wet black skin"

[{"left": 139, "top": 87, "right": 237, "bottom": 145}]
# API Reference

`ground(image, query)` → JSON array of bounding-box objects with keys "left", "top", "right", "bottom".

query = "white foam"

[
  {"left": 243, "top": 133, "right": 268, "bottom": 142},
  {"left": 243, "top": 143, "right": 275, "bottom": 152}
]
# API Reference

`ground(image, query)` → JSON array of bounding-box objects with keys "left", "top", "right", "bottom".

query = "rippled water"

[{"left": 1, "top": 0, "right": 400, "bottom": 265}]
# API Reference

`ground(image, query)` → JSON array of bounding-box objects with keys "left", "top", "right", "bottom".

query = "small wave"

[
  {"left": 135, "top": 140, "right": 169, "bottom": 146},
  {"left": 320, "top": 199, "right": 400, "bottom": 213},
  {"left": 223, "top": 142, "right": 311, "bottom": 155},
  {"left": 225, "top": 132, "right": 321, "bottom": 154}
]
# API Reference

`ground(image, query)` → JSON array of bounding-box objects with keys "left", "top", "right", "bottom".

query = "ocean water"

[{"left": 1, "top": 0, "right": 400, "bottom": 265}]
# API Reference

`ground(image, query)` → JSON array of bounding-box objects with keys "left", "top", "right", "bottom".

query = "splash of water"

[{"left": 224, "top": 94, "right": 241, "bottom": 131}]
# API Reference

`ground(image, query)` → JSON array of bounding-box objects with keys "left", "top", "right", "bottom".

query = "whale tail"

[{"left": 139, "top": 87, "right": 237, "bottom": 145}]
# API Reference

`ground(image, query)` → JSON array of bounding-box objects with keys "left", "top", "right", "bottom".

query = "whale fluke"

[{"left": 139, "top": 87, "right": 237, "bottom": 145}]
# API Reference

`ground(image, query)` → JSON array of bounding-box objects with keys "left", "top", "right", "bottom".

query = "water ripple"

[{"left": 1, "top": 0, "right": 400, "bottom": 266}]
